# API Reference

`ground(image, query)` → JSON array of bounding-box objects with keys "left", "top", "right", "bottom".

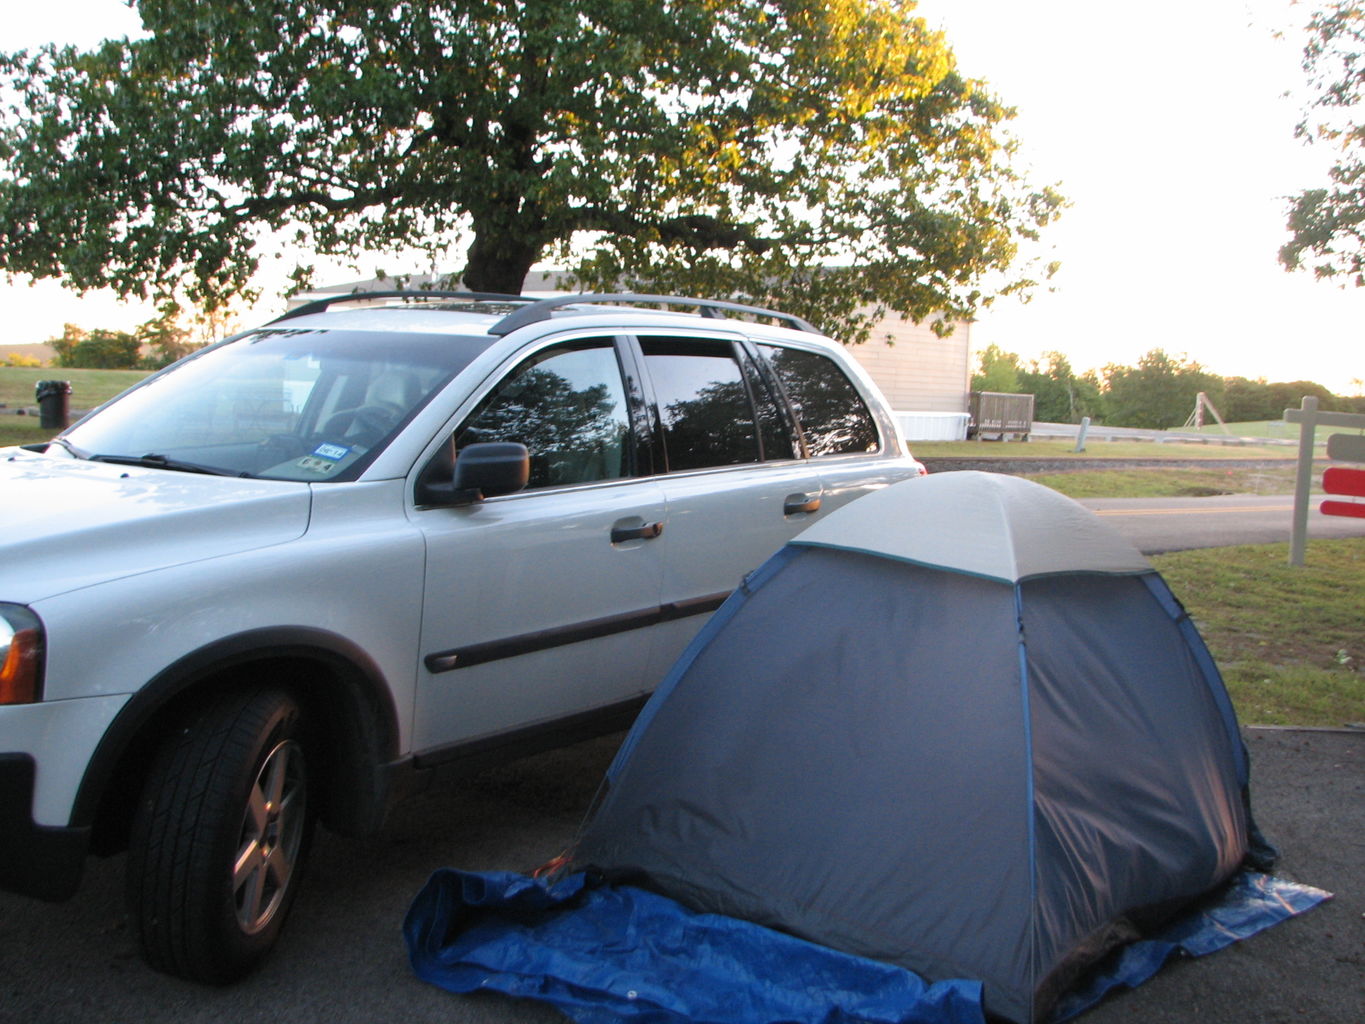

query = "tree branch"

[{"left": 575, "top": 207, "right": 781, "bottom": 254}]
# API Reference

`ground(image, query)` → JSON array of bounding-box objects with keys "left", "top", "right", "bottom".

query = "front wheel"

[{"left": 127, "top": 688, "right": 313, "bottom": 983}]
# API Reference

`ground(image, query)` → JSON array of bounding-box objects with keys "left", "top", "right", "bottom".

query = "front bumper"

[{"left": 0, "top": 754, "right": 88, "bottom": 901}]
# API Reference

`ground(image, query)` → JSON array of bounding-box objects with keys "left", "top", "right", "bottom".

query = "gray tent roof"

[{"left": 794, "top": 471, "right": 1150, "bottom": 583}]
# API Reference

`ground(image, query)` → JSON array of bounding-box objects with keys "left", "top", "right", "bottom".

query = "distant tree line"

[
  {"left": 972, "top": 345, "right": 1364, "bottom": 429},
  {"left": 45, "top": 311, "right": 227, "bottom": 370}
]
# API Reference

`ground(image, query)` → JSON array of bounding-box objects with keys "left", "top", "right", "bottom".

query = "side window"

[
  {"left": 759, "top": 344, "right": 880, "bottom": 456},
  {"left": 640, "top": 337, "right": 762, "bottom": 471},
  {"left": 455, "top": 341, "right": 632, "bottom": 490}
]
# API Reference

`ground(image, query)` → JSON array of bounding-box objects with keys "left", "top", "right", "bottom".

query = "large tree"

[
  {"left": 1281, "top": 2, "right": 1365, "bottom": 284},
  {"left": 0, "top": 0, "right": 1062, "bottom": 338},
  {"left": 1102, "top": 350, "right": 1224, "bottom": 431},
  {"left": 970, "top": 342, "right": 1021, "bottom": 394},
  {"left": 1018, "top": 351, "right": 1103, "bottom": 424}
]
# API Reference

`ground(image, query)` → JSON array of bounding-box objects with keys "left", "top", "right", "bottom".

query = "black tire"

[{"left": 127, "top": 688, "right": 313, "bottom": 983}]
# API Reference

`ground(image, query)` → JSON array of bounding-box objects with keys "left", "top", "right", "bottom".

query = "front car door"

[{"left": 410, "top": 335, "right": 667, "bottom": 762}]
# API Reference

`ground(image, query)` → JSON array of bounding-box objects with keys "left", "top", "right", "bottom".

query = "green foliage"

[
  {"left": 1101, "top": 349, "right": 1223, "bottom": 430},
  {"left": 1017, "top": 351, "right": 1104, "bottom": 423},
  {"left": 971, "top": 347, "right": 1103, "bottom": 423},
  {"left": 49, "top": 324, "right": 141, "bottom": 369},
  {"left": 1281, "top": 2, "right": 1365, "bottom": 284},
  {"left": 0, "top": 0, "right": 1064, "bottom": 340},
  {"left": 970, "top": 343, "right": 1021, "bottom": 393},
  {"left": 966, "top": 340, "right": 1351, "bottom": 428},
  {"left": 1222, "top": 376, "right": 1344, "bottom": 421},
  {"left": 135, "top": 311, "right": 200, "bottom": 368}
]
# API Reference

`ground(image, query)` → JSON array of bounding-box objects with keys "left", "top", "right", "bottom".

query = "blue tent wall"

[
  {"left": 1018, "top": 573, "right": 1248, "bottom": 1012},
  {"left": 574, "top": 545, "right": 1250, "bottom": 1023},
  {"left": 578, "top": 549, "right": 1036, "bottom": 1014},
  {"left": 1139, "top": 573, "right": 1248, "bottom": 787}
]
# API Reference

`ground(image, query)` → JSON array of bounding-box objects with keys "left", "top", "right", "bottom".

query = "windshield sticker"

[
  {"left": 312, "top": 442, "right": 351, "bottom": 461},
  {"left": 296, "top": 456, "right": 338, "bottom": 474}
]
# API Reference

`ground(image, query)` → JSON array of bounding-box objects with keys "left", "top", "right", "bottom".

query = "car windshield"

[{"left": 61, "top": 326, "right": 487, "bottom": 481}]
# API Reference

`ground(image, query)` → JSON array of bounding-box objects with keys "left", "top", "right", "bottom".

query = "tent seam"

[{"left": 1015, "top": 582, "right": 1039, "bottom": 1024}]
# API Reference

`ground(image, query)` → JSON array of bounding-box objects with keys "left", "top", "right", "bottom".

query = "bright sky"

[
  {"left": 914, "top": 0, "right": 1363, "bottom": 394},
  {"left": 2, "top": 0, "right": 1361, "bottom": 394}
]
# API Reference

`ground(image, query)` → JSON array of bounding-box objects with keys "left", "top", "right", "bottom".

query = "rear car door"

[{"left": 633, "top": 332, "right": 826, "bottom": 681}]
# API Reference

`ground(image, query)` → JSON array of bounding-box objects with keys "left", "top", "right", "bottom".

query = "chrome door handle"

[{"left": 611, "top": 521, "right": 664, "bottom": 543}]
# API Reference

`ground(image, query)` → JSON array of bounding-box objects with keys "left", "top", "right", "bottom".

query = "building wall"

[{"left": 844, "top": 314, "right": 972, "bottom": 414}]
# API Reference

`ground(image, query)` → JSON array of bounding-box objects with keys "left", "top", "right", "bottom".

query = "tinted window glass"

[
  {"left": 759, "top": 344, "right": 880, "bottom": 456},
  {"left": 640, "top": 338, "right": 760, "bottom": 471},
  {"left": 457, "top": 342, "right": 631, "bottom": 490},
  {"left": 743, "top": 351, "right": 798, "bottom": 460}
]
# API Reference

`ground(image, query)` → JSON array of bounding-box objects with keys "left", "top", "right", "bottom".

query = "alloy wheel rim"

[{"left": 232, "top": 738, "right": 307, "bottom": 935}]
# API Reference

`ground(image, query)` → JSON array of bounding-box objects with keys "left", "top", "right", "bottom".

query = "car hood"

[{"left": 0, "top": 449, "right": 312, "bottom": 603}]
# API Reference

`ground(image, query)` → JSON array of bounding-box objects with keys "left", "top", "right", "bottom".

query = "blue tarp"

[
  {"left": 404, "top": 868, "right": 1329, "bottom": 1024},
  {"left": 1052, "top": 871, "right": 1332, "bottom": 1020}
]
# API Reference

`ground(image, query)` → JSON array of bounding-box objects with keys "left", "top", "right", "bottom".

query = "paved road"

[
  {"left": 1, "top": 728, "right": 1359, "bottom": 1024},
  {"left": 1079, "top": 493, "right": 1365, "bottom": 553}
]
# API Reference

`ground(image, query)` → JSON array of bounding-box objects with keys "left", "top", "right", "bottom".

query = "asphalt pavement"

[
  {"left": 1080, "top": 493, "right": 1365, "bottom": 553},
  {"left": 1, "top": 726, "right": 1360, "bottom": 1024}
]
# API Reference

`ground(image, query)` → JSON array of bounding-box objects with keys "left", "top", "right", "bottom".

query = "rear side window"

[
  {"left": 640, "top": 337, "right": 770, "bottom": 471},
  {"left": 759, "top": 345, "right": 880, "bottom": 456},
  {"left": 644, "top": 338, "right": 802, "bottom": 472}
]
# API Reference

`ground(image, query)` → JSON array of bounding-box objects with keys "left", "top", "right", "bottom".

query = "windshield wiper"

[
  {"left": 87, "top": 452, "right": 243, "bottom": 477},
  {"left": 24, "top": 436, "right": 86, "bottom": 457}
]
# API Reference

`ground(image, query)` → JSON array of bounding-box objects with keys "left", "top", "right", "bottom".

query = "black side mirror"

[{"left": 417, "top": 441, "right": 530, "bottom": 507}]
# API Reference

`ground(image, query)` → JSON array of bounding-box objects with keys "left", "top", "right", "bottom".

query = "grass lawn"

[
  {"left": 1154, "top": 538, "right": 1365, "bottom": 728},
  {"left": 0, "top": 417, "right": 56, "bottom": 448},
  {"left": 1025, "top": 465, "right": 1315, "bottom": 499},
  {"left": 1178, "top": 419, "right": 1299, "bottom": 440},
  {"left": 0, "top": 366, "right": 150, "bottom": 411},
  {"left": 1, "top": 366, "right": 151, "bottom": 448}
]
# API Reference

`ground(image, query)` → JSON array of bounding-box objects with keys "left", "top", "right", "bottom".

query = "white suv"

[{"left": 0, "top": 292, "right": 925, "bottom": 982}]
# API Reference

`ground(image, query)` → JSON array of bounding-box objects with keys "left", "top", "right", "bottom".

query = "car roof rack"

[
  {"left": 488, "top": 293, "right": 821, "bottom": 336},
  {"left": 270, "top": 289, "right": 533, "bottom": 323}
]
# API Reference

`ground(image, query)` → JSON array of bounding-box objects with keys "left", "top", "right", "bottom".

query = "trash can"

[{"left": 35, "top": 380, "right": 72, "bottom": 430}]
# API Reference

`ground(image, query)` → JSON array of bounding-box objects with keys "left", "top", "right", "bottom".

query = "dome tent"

[
  {"left": 571, "top": 472, "right": 1252, "bottom": 1024},
  {"left": 406, "top": 473, "right": 1322, "bottom": 1024}
]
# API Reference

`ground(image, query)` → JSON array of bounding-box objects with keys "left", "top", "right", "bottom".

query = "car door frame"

[{"left": 403, "top": 328, "right": 670, "bottom": 770}]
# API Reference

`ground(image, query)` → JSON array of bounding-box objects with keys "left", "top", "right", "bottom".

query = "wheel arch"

[{"left": 74, "top": 627, "right": 402, "bottom": 854}]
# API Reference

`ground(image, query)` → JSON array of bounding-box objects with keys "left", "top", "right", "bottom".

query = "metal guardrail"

[{"left": 1027, "top": 422, "right": 1298, "bottom": 447}]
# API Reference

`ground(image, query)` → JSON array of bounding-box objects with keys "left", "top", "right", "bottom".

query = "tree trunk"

[{"left": 460, "top": 224, "right": 545, "bottom": 296}]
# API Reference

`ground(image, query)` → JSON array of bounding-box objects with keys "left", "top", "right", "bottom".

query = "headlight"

[{"left": 0, "top": 604, "right": 44, "bottom": 705}]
